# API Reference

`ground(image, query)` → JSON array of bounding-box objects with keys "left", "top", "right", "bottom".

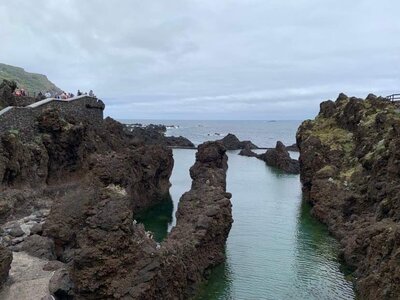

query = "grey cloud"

[{"left": 0, "top": 0, "right": 399, "bottom": 119}]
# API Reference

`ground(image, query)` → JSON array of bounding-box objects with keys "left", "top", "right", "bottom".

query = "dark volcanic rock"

[
  {"left": 297, "top": 93, "right": 400, "bottom": 299},
  {"left": 258, "top": 141, "right": 299, "bottom": 174},
  {"left": 0, "top": 245, "right": 12, "bottom": 286},
  {"left": 285, "top": 143, "right": 299, "bottom": 152},
  {"left": 125, "top": 123, "right": 195, "bottom": 148},
  {"left": 20, "top": 234, "right": 56, "bottom": 260},
  {"left": 0, "top": 97, "right": 177, "bottom": 298},
  {"left": 0, "top": 79, "right": 36, "bottom": 108},
  {"left": 49, "top": 268, "right": 74, "bottom": 299},
  {"left": 8, "top": 223, "right": 24, "bottom": 237},
  {"left": 165, "top": 136, "right": 195, "bottom": 148},
  {"left": 30, "top": 223, "right": 43, "bottom": 235},
  {"left": 0, "top": 108, "right": 173, "bottom": 223},
  {"left": 218, "top": 133, "right": 258, "bottom": 150},
  {"left": 44, "top": 141, "right": 232, "bottom": 299},
  {"left": 238, "top": 146, "right": 258, "bottom": 157}
]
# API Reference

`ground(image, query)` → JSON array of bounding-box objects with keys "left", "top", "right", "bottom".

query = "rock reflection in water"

[{"left": 135, "top": 193, "right": 173, "bottom": 242}]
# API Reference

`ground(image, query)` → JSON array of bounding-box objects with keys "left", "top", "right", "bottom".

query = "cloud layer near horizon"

[{"left": 1, "top": 0, "right": 399, "bottom": 119}]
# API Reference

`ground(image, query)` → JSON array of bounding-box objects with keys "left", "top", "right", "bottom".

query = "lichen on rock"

[{"left": 297, "top": 93, "right": 400, "bottom": 299}]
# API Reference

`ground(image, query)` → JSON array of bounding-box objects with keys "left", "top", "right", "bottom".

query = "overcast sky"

[{"left": 1, "top": 0, "right": 399, "bottom": 120}]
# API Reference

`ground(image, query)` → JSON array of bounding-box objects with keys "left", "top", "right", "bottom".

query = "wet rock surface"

[
  {"left": 218, "top": 133, "right": 258, "bottom": 150},
  {"left": 297, "top": 93, "right": 400, "bottom": 299},
  {"left": 258, "top": 141, "right": 300, "bottom": 174}
]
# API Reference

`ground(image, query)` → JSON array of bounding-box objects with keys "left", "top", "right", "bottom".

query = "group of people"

[
  {"left": 37, "top": 91, "right": 53, "bottom": 100},
  {"left": 13, "top": 88, "right": 27, "bottom": 97},
  {"left": 55, "top": 92, "right": 75, "bottom": 100},
  {"left": 36, "top": 89, "right": 97, "bottom": 100},
  {"left": 77, "top": 89, "right": 96, "bottom": 98}
]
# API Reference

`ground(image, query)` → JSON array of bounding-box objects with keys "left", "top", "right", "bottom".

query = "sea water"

[
  {"left": 120, "top": 119, "right": 302, "bottom": 148},
  {"left": 132, "top": 120, "right": 355, "bottom": 300}
]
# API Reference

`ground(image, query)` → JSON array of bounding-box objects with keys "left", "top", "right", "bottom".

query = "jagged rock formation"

[
  {"left": 0, "top": 103, "right": 174, "bottom": 290},
  {"left": 285, "top": 143, "right": 299, "bottom": 151},
  {"left": 258, "top": 141, "right": 299, "bottom": 174},
  {"left": 238, "top": 141, "right": 299, "bottom": 174},
  {"left": 125, "top": 124, "right": 195, "bottom": 148},
  {"left": 297, "top": 93, "right": 400, "bottom": 299},
  {"left": 44, "top": 141, "right": 232, "bottom": 299},
  {"left": 218, "top": 133, "right": 258, "bottom": 150},
  {"left": 238, "top": 145, "right": 258, "bottom": 157}
]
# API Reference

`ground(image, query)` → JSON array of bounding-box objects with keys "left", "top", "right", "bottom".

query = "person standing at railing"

[{"left": 89, "top": 90, "right": 95, "bottom": 97}]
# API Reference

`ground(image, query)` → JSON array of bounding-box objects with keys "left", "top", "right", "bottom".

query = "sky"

[{"left": 0, "top": 0, "right": 399, "bottom": 120}]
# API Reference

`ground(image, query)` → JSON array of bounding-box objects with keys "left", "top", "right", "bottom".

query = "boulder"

[
  {"left": 124, "top": 123, "right": 195, "bottom": 148},
  {"left": 30, "top": 223, "right": 43, "bottom": 235},
  {"left": 49, "top": 268, "right": 74, "bottom": 299},
  {"left": 8, "top": 223, "right": 25, "bottom": 237},
  {"left": 258, "top": 141, "right": 299, "bottom": 174},
  {"left": 238, "top": 146, "right": 258, "bottom": 157},
  {"left": 218, "top": 133, "right": 258, "bottom": 150},
  {"left": 165, "top": 136, "right": 195, "bottom": 148},
  {"left": 43, "top": 260, "right": 65, "bottom": 271},
  {"left": 0, "top": 245, "right": 12, "bottom": 286},
  {"left": 20, "top": 234, "right": 56, "bottom": 260}
]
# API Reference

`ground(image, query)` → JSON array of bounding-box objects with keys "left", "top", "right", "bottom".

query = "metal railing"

[{"left": 386, "top": 94, "right": 400, "bottom": 101}]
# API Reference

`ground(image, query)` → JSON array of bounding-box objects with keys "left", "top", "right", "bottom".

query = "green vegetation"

[
  {"left": 339, "top": 164, "right": 363, "bottom": 181},
  {"left": 8, "top": 129, "right": 19, "bottom": 136},
  {"left": 308, "top": 117, "right": 354, "bottom": 155},
  {"left": 0, "top": 63, "right": 61, "bottom": 95}
]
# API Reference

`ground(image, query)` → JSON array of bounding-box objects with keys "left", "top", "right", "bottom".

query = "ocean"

[
  {"left": 127, "top": 120, "right": 355, "bottom": 300},
  {"left": 119, "top": 119, "right": 303, "bottom": 148}
]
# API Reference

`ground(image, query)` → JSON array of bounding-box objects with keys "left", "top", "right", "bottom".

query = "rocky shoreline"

[
  {"left": 239, "top": 141, "right": 300, "bottom": 174},
  {"left": 124, "top": 123, "right": 195, "bottom": 148},
  {"left": 297, "top": 93, "right": 400, "bottom": 299},
  {"left": 0, "top": 89, "right": 233, "bottom": 299}
]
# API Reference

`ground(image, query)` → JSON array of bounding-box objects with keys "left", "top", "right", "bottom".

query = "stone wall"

[{"left": 0, "top": 96, "right": 105, "bottom": 139}]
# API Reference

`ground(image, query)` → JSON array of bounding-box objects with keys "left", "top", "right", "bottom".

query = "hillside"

[{"left": 0, "top": 63, "right": 61, "bottom": 96}]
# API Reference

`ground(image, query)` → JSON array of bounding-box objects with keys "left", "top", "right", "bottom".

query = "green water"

[
  {"left": 139, "top": 149, "right": 355, "bottom": 299},
  {"left": 135, "top": 193, "right": 173, "bottom": 242}
]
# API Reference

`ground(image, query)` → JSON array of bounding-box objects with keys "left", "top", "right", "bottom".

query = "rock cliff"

[
  {"left": 0, "top": 100, "right": 232, "bottom": 298},
  {"left": 45, "top": 141, "right": 232, "bottom": 299},
  {"left": 0, "top": 105, "right": 174, "bottom": 291},
  {"left": 297, "top": 93, "right": 400, "bottom": 299}
]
